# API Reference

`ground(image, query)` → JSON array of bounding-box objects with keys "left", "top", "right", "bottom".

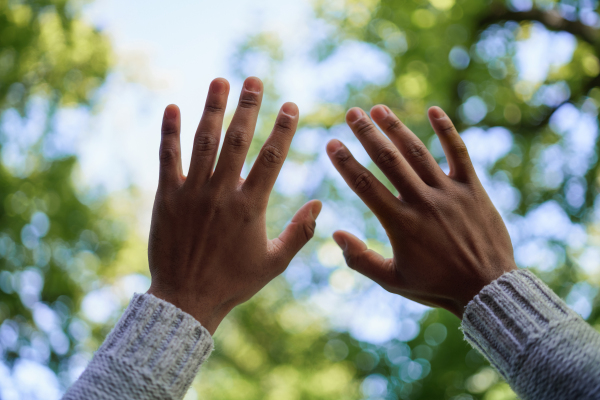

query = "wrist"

[
  {"left": 146, "top": 286, "right": 229, "bottom": 335},
  {"left": 454, "top": 261, "right": 518, "bottom": 318}
]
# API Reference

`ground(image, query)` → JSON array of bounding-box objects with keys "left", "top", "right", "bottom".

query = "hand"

[
  {"left": 147, "top": 77, "right": 322, "bottom": 334},
  {"left": 327, "top": 105, "right": 516, "bottom": 318}
]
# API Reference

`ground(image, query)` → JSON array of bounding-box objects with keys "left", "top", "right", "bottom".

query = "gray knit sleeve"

[
  {"left": 62, "top": 293, "right": 214, "bottom": 400},
  {"left": 462, "top": 269, "right": 600, "bottom": 399}
]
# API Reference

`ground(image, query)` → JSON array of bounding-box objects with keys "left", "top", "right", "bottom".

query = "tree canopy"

[
  {"left": 0, "top": 1, "right": 122, "bottom": 397},
  {"left": 2, "top": 0, "right": 600, "bottom": 399},
  {"left": 195, "top": 0, "right": 600, "bottom": 399}
]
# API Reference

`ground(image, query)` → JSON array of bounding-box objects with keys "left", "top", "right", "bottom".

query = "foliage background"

[{"left": 1, "top": 0, "right": 600, "bottom": 399}]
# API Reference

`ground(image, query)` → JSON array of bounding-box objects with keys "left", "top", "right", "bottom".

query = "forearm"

[
  {"left": 462, "top": 269, "right": 600, "bottom": 399},
  {"left": 62, "top": 293, "right": 213, "bottom": 400}
]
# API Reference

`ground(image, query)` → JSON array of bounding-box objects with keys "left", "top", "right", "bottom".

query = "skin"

[
  {"left": 327, "top": 105, "right": 517, "bottom": 317},
  {"left": 147, "top": 77, "right": 322, "bottom": 334},
  {"left": 147, "top": 75, "right": 516, "bottom": 332}
]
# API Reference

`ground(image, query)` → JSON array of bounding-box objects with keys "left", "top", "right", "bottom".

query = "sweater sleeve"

[
  {"left": 462, "top": 269, "right": 600, "bottom": 400},
  {"left": 62, "top": 293, "right": 214, "bottom": 400}
]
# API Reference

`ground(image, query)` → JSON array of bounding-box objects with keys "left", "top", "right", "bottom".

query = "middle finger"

[
  {"left": 371, "top": 105, "right": 445, "bottom": 187},
  {"left": 345, "top": 107, "right": 424, "bottom": 201},
  {"left": 212, "top": 76, "right": 264, "bottom": 186}
]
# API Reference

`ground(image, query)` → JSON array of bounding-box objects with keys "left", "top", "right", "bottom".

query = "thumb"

[
  {"left": 271, "top": 200, "right": 322, "bottom": 263},
  {"left": 333, "top": 230, "right": 394, "bottom": 286}
]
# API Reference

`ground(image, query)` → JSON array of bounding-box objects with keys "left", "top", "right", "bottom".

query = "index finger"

[
  {"left": 326, "top": 139, "right": 400, "bottom": 228},
  {"left": 244, "top": 102, "right": 299, "bottom": 202}
]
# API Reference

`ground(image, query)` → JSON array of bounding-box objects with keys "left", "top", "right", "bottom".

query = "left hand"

[{"left": 147, "top": 77, "right": 321, "bottom": 334}]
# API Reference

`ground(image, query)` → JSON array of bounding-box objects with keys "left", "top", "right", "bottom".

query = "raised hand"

[
  {"left": 327, "top": 105, "right": 516, "bottom": 317},
  {"left": 147, "top": 77, "right": 321, "bottom": 334}
]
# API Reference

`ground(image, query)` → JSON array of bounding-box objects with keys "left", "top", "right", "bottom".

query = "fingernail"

[
  {"left": 211, "top": 79, "right": 227, "bottom": 94},
  {"left": 371, "top": 105, "right": 388, "bottom": 119},
  {"left": 164, "top": 105, "right": 177, "bottom": 119},
  {"left": 327, "top": 139, "right": 343, "bottom": 153},
  {"left": 430, "top": 106, "right": 446, "bottom": 119},
  {"left": 346, "top": 108, "right": 363, "bottom": 123},
  {"left": 244, "top": 77, "right": 261, "bottom": 93},
  {"left": 282, "top": 102, "right": 298, "bottom": 117},
  {"left": 333, "top": 235, "right": 346, "bottom": 250},
  {"left": 310, "top": 201, "right": 322, "bottom": 219}
]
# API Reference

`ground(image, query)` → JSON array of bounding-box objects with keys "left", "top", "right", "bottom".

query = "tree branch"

[{"left": 478, "top": 8, "right": 599, "bottom": 46}]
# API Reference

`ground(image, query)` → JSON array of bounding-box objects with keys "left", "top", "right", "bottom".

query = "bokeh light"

[{"left": 2, "top": 0, "right": 600, "bottom": 399}]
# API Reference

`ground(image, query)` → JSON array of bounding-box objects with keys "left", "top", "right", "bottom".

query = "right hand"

[{"left": 327, "top": 105, "right": 517, "bottom": 318}]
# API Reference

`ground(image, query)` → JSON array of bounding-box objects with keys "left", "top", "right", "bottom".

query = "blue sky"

[
  {"left": 74, "top": 0, "right": 394, "bottom": 237},
  {"left": 4, "top": 2, "right": 600, "bottom": 397},
  {"left": 78, "top": 0, "right": 315, "bottom": 193}
]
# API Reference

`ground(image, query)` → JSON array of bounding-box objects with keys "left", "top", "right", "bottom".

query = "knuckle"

[
  {"left": 354, "top": 119, "right": 374, "bottom": 137},
  {"left": 343, "top": 252, "right": 357, "bottom": 269},
  {"left": 418, "top": 191, "right": 446, "bottom": 217},
  {"left": 375, "top": 146, "right": 402, "bottom": 169},
  {"left": 159, "top": 147, "right": 177, "bottom": 165},
  {"left": 353, "top": 171, "right": 374, "bottom": 194},
  {"left": 209, "top": 203, "right": 223, "bottom": 218},
  {"left": 194, "top": 133, "right": 219, "bottom": 154},
  {"left": 238, "top": 92, "right": 260, "bottom": 109},
  {"left": 206, "top": 192, "right": 223, "bottom": 213},
  {"left": 204, "top": 102, "right": 224, "bottom": 114},
  {"left": 302, "top": 220, "right": 316, "bottom": 242},
  {"left": 259, "top": 145, "right": 284, "bottom": 168},
  {"left": 387, "top": 118, "right": 403, "bottom": 132},
  {"left": 238, "top": 203, "right": 254, "bottom": 224},
  {"left": 334, "top": 148, "right": 351, "bottom": 165},
  {"left": 454, "top": 143, "right": 470, "bottom": 160},
  {"left": 420, "top": 193, "right": 441, "bottom": 214},
  {"left": 275, "top": 115, "right": 294, "bottom": 131},
  {"left": 161, "top": 125, "right": 178, "bottom": 136},
  {"left": 405, "top": 141, "right": 429, "bottom": 162},
  {"left": 225, "top": 131, "right": 249, "bottom": 153},
  {"left": 439, "top": 123, "right": 456, "bottom": 135},
  {"left": 201, "top": 192, "right": 227, "bottom": 219}
]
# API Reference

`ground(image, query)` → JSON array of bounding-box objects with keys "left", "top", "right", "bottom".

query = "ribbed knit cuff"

[
  {"left": 461, "top": 269, "right": 578, "bottom": 379},
  {"left": 64, "top": 293, "right": 214, "bottom": 400}
]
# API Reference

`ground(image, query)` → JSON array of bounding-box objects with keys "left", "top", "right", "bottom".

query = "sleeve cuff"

[
  {"left": 461, "top": 269, "right": 579, "bottom": 378},
  {"left": 67, "top": 293, "right": 214, "bottom": 399}
]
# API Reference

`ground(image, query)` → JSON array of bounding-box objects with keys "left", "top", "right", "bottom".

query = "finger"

[
  {"left": 370, "top": 105, "right": 445, "bottom": 186},
  {"left": 187, "top": 78, "right": 230, "bottom": 187},
  {"left": 332, "top": 230, "right": 395, "bottom": 287},
  {"left": 428, "top": 107, "right": 475, "bottom": 182},
  {"left": 345, "top": 108, "right": 424, "bottom": 200},
  {"left": 334, "top": 231, "right": 455, "bottom": 308},
  {"left": 244, "top": 102, "right": 299, "bottom": 202},
  {"left": 326, "top": 139, "right": 400, "bottom": 224},
  {"left": 270, "top": 200, "right": 322, "bottom": 265},
  {"left": 159, "top": 104, "right": 183, "bottom": 190},
  {"left": 213, "top": 77, "right": 263, "bottom": 186}
]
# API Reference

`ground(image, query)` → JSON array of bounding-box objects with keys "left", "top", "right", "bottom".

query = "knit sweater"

[
  {"left": 62, "top": 270, "right": 600, "bottom": 399},
  {"left": 62, "top": 293, "right": 214, "bottom": 400},
  {"left": 463, "top": 269, "right": 600, "bottom": 399}
]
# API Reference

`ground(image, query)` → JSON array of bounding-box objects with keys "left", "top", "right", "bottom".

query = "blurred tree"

[
  {"left": 220, "top": 0, "right": 600, "bottom": 399},
  {"left": 0, "top": 0, "right": 123, "bottom": 397},
  {"left": 3, "top": 0, "right": 600, "bottom": 399},
  {"left": 0, "top": 3, "right": 366, "bottom": 399},
  {"left": 0, "top": 0, "right": 111, "bottom": 112}
]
